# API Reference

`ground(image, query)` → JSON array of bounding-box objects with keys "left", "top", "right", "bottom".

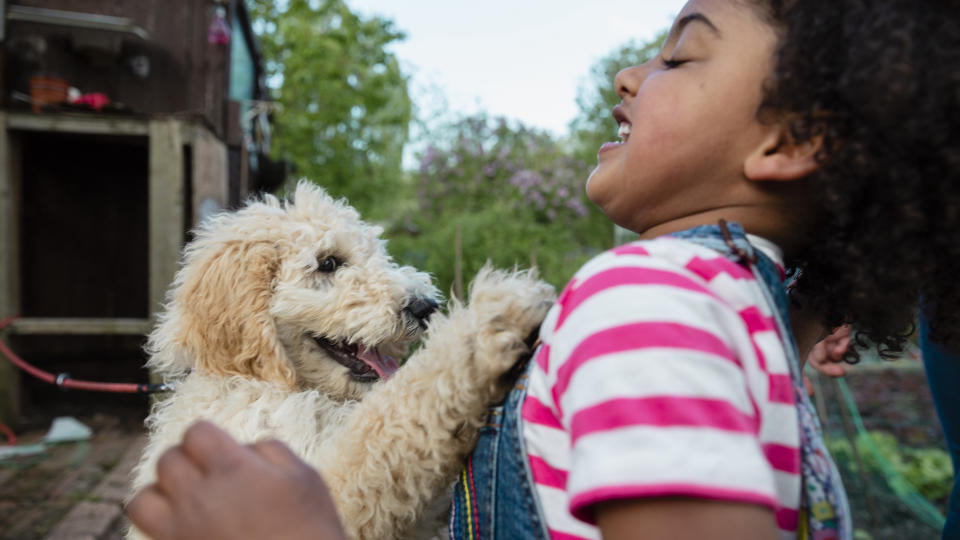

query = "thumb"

[
  {"left": 248, "top": 438, "right": 304, "bottom": 469},
  {"left": 180, "top": 420, "right": 248, "bottom": 473}
]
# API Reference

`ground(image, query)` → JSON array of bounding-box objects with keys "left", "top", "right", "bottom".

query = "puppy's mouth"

[{"left": 313, "top": 337, "right": 399, "bottom": 382}]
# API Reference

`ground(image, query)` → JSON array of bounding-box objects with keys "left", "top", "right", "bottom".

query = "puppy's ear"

[{"left": 176, "top": 241, "right": 296, "bottom": 387}]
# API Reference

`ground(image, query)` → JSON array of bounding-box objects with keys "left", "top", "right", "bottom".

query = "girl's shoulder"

[
  {"left": 573, "top": 236, "right": 744, "bottom": 284},
  {"left": 554, "top": 236, "right": 771, "bottom": 325}
]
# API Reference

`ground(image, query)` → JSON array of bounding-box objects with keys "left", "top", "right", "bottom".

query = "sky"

[{"left": 347, "top": 0, "right": 687, "bottom": 137}]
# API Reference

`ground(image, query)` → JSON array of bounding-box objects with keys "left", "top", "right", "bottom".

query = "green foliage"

[
  {"left": 903, "top": 447, "right": 954, "bottom": 503},
  {"left": 384, "top": 32, "right": 673, "bottom": 295},
  {"left": 827, "top": 430, "right": 954, "bottom": 504},
  {"left": 250, "top": 0, "right": 412, "bottom": 216},
  {"left": 248, "top": 7, "right": 673, "bottom": 293},
  {"left": 568, "top": 33, "right": 666, "bottom": 166},
  {"left": 385, "top": 114, "right": 613, "bottom": 295}
]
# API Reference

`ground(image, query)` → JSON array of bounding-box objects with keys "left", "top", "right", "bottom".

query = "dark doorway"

[
  {"left": 18, "top": 131, "right": 149, "bottom": 318},
  {"left": 12, "top": 131, "right": 152, "bottom": 416}
]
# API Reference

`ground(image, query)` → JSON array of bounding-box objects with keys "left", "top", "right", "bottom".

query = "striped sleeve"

[{"left": 552, "top": 249, "right": 780, "bottom": 525}]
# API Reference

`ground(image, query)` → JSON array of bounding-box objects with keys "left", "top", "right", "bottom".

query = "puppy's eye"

[{"left": 317, "top": 256, "right": 343, "bottom": 273}]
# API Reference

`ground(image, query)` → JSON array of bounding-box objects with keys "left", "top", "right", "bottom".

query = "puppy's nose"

[{"left": 404, "top": 298, "right": 438, "bottom": 321}]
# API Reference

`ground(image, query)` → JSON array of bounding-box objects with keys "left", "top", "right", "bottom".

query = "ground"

[{"left": 0, "top": 396, "right": 147, "bottom": 540}]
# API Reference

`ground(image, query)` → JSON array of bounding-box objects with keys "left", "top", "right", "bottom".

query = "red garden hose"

[{"left": 0, "top": 315, "right": 173, "bottom": 394}]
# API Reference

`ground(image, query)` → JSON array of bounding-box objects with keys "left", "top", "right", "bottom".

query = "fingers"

[
  {"left": 155, "top": 445, "right": 203, "bottom": 498},
  {"left": 822, "top": 325, "right": 851, "bottom": 368},
  {"left": 806, "top": 324, "right": 852, "bottom": 378},
  {"left": 807, "top": 341, "right": 829, "bottom": 368},
  {"left": 249, "top": 438, "right": 302, "bottom": 468},
  {"left": 180, "top": 420, "right": 247, "bottom": 474},
  {"left": 126, "top": 485, "right": 176, "bottom": 540},
  {"left": 830, "top": 324, "right": 852, "bottom": 339},
  {"left": 248, "top": 439, "right": 340, "bottom": 518},
  {"left": 248, "top": 439, "right": 331, "bottom": 495},
  {"left": 816, "top": 361, "right": 847, "bottom": 377},
  {"left": 825, "top": 335, "right": 851, "bottom": 363},
  {"left": 808, "top": 351, "right": 847, "bottom": 377}
]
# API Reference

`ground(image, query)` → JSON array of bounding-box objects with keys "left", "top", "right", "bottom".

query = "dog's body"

[{"left": 129, "top": 182, "right": 554, "bottom": 539}]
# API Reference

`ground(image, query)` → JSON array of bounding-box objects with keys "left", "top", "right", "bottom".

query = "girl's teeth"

[{"left": 618, "top": 122, "right": 631, "bottom": 141}]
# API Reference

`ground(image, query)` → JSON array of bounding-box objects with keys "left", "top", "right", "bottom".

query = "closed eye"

[{"left": 661, "top": 56, "right": 688, "bottom": 69}]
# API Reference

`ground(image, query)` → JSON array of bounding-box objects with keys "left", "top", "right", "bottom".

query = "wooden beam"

[
  {"left": 5, "top": 318, "right": 153, "bottom": 335},
  {"left": 149, "top": 118, "right": 185, "bottom": 388},
  {"left": 148, "top": 119, "right": 184, "bottom": 319},
  {"left": 0, "top": 114, "right": 14, "bottom": 324},
  {"left": 191, "top": 124, "right": 228, "bottom": 226},
  {"left": 0, "top": 113, "right": 20, "bottom": 423},
  {"left": 6, "top": 112, "right": 149, "bottom": 136}
]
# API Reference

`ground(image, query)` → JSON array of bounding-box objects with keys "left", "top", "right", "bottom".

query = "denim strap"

[{"left": 671, "top": 222, "right": 852, "bottom": 540}]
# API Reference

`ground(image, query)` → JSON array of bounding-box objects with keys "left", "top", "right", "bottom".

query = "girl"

[{"left": 128, "top": 0, "right": 960, "bottom": 538}]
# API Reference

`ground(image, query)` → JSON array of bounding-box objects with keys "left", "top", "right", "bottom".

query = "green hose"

[{"left": 835, "top": 377, "right": 946, "bottom": 530}]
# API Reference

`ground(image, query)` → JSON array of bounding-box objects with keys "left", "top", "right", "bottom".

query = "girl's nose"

[{"left": 614, "top": 63, "right": 648, "bottom": 100}]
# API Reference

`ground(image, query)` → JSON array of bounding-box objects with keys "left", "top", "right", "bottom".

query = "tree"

[
  {"left": 385, "top": 34, "right": 671, "bottom": 295},
  {"left": 250, "top": 0, "right": 412, "bottom": 216},
  {"left": 386, "top": 114, "right": 612, "bottom": 295}
]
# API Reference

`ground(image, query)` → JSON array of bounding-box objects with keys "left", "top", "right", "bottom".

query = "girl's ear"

[{"left": 744, "top": 128, "right": 823, "bottom": 182}]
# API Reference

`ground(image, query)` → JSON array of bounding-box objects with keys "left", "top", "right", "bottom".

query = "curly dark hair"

[{"left": 753, "top": 0, "right": 960, "bottom": 359}]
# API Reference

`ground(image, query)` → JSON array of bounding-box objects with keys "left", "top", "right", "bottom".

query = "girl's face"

[{"left": 586, "top": 0, "right": 779, "bottom": 236}]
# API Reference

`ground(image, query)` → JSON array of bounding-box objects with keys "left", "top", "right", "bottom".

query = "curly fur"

[
  {"left": 748, "top": 0, "right": 960, "bottom": 358},
  {"left": 129, "top": 181, "right": 556, "bottom": 539}
]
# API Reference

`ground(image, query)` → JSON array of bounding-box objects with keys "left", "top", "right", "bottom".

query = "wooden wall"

[{"left": 6, "top": 0, "right": 233, "bottom": 138}]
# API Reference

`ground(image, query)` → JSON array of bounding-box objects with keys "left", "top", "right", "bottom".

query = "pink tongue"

[{"left": 357, "top": 345, "right": 399, "bottom": 379}]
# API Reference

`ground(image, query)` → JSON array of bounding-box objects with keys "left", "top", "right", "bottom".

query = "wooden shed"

[{"left": 0, "top": 0, "right": 286, "bottom": 422}]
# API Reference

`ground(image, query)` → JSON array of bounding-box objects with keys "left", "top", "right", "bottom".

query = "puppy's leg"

[
  {"left": 461, "top": 266, "right": 556, "bottom": 401},
  {"left": 317, "top": 266, "right": 554, "bottom": 540}
]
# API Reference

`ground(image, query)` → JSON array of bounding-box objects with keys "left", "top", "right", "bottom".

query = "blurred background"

[{"left": 0, "top": 1, "right": 949, "bottom": 539}]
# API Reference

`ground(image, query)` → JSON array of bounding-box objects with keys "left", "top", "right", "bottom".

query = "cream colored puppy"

[{"left": 129, "top": 181, "right": 554, "bottom": 540}]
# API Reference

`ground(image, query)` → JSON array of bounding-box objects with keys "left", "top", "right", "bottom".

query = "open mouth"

[
  {"left": 313, "top": 336, "right": 399, "bottom": 382},
  {"left": 612, "top": 105, "right": 631, "bottom": 143}
]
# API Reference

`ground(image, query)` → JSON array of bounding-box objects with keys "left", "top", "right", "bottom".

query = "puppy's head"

[{"left": 147, "top": 181, "right": 440, "bottom": 400}]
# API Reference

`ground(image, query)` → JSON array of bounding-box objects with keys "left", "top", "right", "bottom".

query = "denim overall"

[{"left": 449, "top": 222, "right": 852, "bottom": 540}]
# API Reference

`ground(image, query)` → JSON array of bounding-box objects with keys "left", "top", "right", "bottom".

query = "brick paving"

[{"left": 0, "top": 412, "right": 146, "bottom": 540}]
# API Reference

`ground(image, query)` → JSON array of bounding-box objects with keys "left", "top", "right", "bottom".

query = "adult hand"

[{"left": 127, "top": 421, "right": 347, "bottom": 540}]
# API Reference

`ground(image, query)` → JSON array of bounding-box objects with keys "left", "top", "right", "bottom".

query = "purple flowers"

[
  {"left": 510, "top": 170, "right": 543, "bottom": 193},
  {"left": 415, "top": 115, "right": 593, "bottom": 223}
]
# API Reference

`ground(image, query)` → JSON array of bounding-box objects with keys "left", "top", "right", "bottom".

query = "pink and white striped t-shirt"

[{"left": 521, "top": 235, "right": 801, "bottom": 540}]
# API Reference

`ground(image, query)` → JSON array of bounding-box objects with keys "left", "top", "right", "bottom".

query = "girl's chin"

[
  {"left": 583, "top": 186, "right": 619, "bottom": 223},
  {"left": 584, "top": 172, "right": 602, "bottom": 203}
]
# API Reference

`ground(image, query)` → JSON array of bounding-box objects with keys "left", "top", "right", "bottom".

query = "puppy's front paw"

[{"left": 467, "top": 264, "right": 555, "bottom": 379}]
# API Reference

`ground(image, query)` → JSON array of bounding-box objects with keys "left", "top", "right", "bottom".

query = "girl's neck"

[{"left": 636, "top": 203, "right": 807, "bottom": 256}]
